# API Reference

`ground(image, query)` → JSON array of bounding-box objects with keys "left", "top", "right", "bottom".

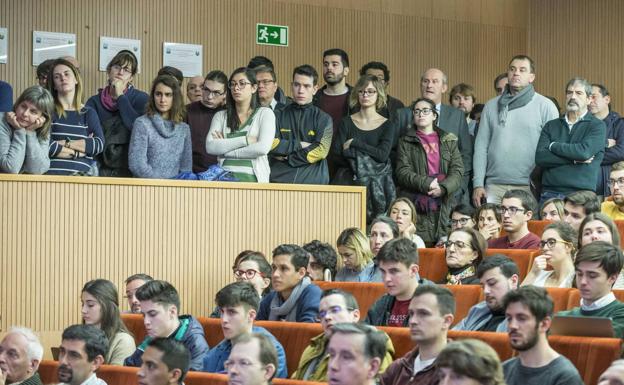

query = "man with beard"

[
  {"left": 536, "top": 77, "right": 606, "bottom": 202},
  {"left": 502, "top": 286, "right": 583, "bottom": 385},
  {"left": 453, "top": 255, "right": 519, "bottom": 332},
  {"left": 0, "top": 327, "right": 44, "bottom": 385},
  {"left": 602, "top": 161, "right": 624, "bottom": 220},
  {"left": 449, "top": 83, "right": 477, "bottom": 135},
  {"left": 56, "top": 325, "right": 108, "bottom": 385}
]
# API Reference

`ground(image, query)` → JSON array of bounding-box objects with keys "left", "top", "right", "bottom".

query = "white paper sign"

[
  {"left": 32, "top": 30, "right": 76, "bottom": 66},
  {"left": 99, "top": 36, "right": 141, "bottom": 73},
  {"left": 162, "top": 42, "right": 203, "bottom": 77},
  {"left": 0, "top": 28, "right": 7, "bottom": 64}
]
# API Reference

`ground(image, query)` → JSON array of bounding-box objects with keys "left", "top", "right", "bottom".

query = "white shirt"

[
  {"left": 58, "top": 373, "right": 108, "bottom": 385},
  {"left": 564, "top": 110, "right": 588, "bottom": 132},
  {"left": 581, "top": 292, "right": 616, "bottom": 311},
  {"left": 413, "top": 354, "right": 436, "bottom": 375}
]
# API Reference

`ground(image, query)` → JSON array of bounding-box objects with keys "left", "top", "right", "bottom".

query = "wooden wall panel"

[
  {"left": 0, "top": 0, "right": 526, "bottom": 114},
  {"left": 0, "top": 175, "right": 365, "bottom": 332},
  {"left": 528, "top": 0, "right": 624, "bottom": 113}
]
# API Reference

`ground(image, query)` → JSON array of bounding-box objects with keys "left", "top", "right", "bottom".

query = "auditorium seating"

[
  {"left": 121, "top": 313, "right": 147, "bottom": 346},
  {"left": 616, "top": 220, "right": 624, "bottom": 243},
  {"left": 527, "top": 220, "right": 552, "bottom": 237},
  {"left": 566, "top": 289, "right": 624, "bottom": 309},
  {"left": 545, "top": 287, "right": 574, "bottom": 313},
  {"left": 316, "top": 281, "right": 386, "bottom": 316},
  {"left": 445, "top": 285, "right": 482, "bottom": 326}
]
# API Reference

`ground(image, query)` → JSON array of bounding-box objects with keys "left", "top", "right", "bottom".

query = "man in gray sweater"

[{"left": 472, "top": 55, "right": 559, "bottom": 206}]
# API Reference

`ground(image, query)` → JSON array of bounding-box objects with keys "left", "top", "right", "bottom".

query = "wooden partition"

[{"left": 0, "top": 174, "right": 365, "bottom": 332}]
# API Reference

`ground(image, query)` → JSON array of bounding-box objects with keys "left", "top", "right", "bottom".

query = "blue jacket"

[
  {"left": 256, "top": 283, "right": 321, "bottom": 323},
  {"left": 124, "top": 315, "right": 210, "bottom": 371},
  {"left": 201, "top": 326, "right": 287, "bottom": 378},
  {"left": 0, "top": 81, "right": 12, "bottom": 113},
  {"left": 452, "top": 301, "right": 508, "bottom": 332}
]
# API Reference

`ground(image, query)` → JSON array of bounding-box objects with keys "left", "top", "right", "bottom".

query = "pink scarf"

[{"left": 100, "top": 84, "right": 130, "bottom": 112}]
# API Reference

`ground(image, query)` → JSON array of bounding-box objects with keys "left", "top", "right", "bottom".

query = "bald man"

[{"left": 186, "top": 76, "right": 204, "bottom": 104}]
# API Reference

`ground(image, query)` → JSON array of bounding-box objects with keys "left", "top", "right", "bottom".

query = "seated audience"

[
  {"left": 36, "top": 59, "right": 55, "bottom": 88},
  {"left": 557, "top": 241, "right": 624, "bottom": 338},
  {"left": 521, "top": 222, "right": 576, "bottom": 288},
  {"left": 86, "top": 50, "right": 148, "bottom": 177},
  {"left": 335, "top": 227, "right": 377, "bottom": 282},
  {"left": 578, "top": 213, "right": 624, "bottom": 288},
  {"left": 57, "top": 324, "right": 109, "bottom": 385},
  {"left": 443, "top": 227, "right": 486, "bottom": 285},
  {"left": 380, "top": 285, "right": 455, "bottom": 385},
  {"left": 232, "top": 251, "right": 272, "bottom": 298},
  {"left": 203, "top": 282, "right": 286, "bottom": 377},
  {"left": 602, "top": 161, "right": 624, "bottom": 220},
  {"left": 450, "top": 203, "right": 476, "bottom": 231},
  {"left": 436, "top": 339, "right": 506, "bottom": 385},
  {"left": 327, "top": 323, "right": 387, "bottom": 385},
  {"left": 370, "top": 215, "right": 399, "bottom": 258},
  {"left": 488, "top": 189, "right": 540, "bottom": 249},
  {"left": 563, "top": 190, "right": 600, "bottom": 231},
  {"left": 387, "top": 197, "right": 426, "bottom": 248},
  {"left": 124, "top": 273, "right": 154, "bottom": 314},
  {"left": 225, "top": 333, "right": 277, "bottom": 385},
  {"left": 0, "top": 327, "right": 44, "bottom": 385},
  {"left": 476, "top": 203, "right": 502, "bottom": 241},
  {"left": 205, "top": 67, "right": 275, "bottom": 183},
  {"left": 0, "top": 80, "right": 12, "bottom": 112},
  {"left": 597, "top": 359, "right": 624, "bottom": 385},
  {"left": 257, "top": 244, "right": 321, "bottom": 322},
  {"left": 129, "top": 74, "right": 191, "bottom": 179},
  {"left": 186, "top": 76, "right": 204, "bottom": 104},
  {"left": 454, "top": 255, "right": 519, "bottom": 332},
  {"left": 540, "top": 197, "right": 565, "bottom": 221},
  {"left": 137, "top": 338, "right": 190, "bottom": 385},
  {"left": 303, "top": 239, "right": 338, "bottom": 281},
  {"left": 0, "top": 85, "right": 54, "bottom": 174},
  {"left": 292, "top": 289, "right": 394, "bottom": 381},
  {"left": 365, "top": 238, "right": 430, "bottom": 326},
  {"left": 81, "top": 279, "right": 135, "bottom": 365},
  {"left": 46, "top": 58, "right": 104, "bottom": 176},
  {"left": 124, "top": 280, "right": 209, "bottom": 370},
  {"left": 502, "top": 286, "right": 584, "bottom": 385}
]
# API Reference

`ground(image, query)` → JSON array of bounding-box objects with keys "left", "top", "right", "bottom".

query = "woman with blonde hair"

[
  {"left": 540, "top": 197, "right": 565, "bottom": 221},
  {"left": 387, "top": 197, "right": 426, "bottom": 248},
  {"left": 335, "top": 227, "right": 377, "bottom": 282},
  {"left": 437, "top": 339, "right": 506, "bottom": 385}
]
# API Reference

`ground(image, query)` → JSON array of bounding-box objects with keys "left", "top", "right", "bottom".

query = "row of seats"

[
  {"left": 527, "top": 219, "right": 624, "bottom": 239},
  {"left": 77, "top": 316, "right": 624, "bottom": 385}
]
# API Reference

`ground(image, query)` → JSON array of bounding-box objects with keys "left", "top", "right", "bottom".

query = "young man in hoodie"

[
  {"left": 256, "top": 244, "right": 322, "bottom": 322},
  {"left": 124, "top": 280, "right": 210, "bottom": 371}
]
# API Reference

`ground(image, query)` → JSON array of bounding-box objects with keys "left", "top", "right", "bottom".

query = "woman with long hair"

[
  {"left": 476, "top": 203, "right": 502, "bottom": 241},
  {"left": 81, "top": 279, "right": 135, "bottom": 365},
  {"left": 540, "top": 197, "right": 565, "bottom": 221},
  {"left": 205, "top": 67, "right": 275, "bottom": 182},
  {"left": 0, "top": 86, "right": 54, "bottom": 174},
  {"left": 335, "top": 227, "right": 377, "bottom": 282},
  {"left": 387, "top": 197, "right": 426, "bottom": 248}
]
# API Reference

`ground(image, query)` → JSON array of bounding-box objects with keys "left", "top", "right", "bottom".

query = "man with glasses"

[
  {"left": 254, "top": 66, "right": 281, "bottom": 110},
  {"left": 202, "top": 282, "right": 287, "bottom": 377},
  {"left": 269, "top": 64, "right": 332, "bottom": 184},
  {"left": 488, "top": 189, "right": 540, "bottom": 249},
  {"left": 226, "top": 333, "right": 278, "bottom": 385},
  {"left": 536, "top": 77, "right": 606, "bottom": 203},
  {"left": 454, "top": 255, "right": 520, "bottom": 332},
  {"left": 602, "top": 161, "right": 624, "bottom": 220},
  {"left": 186, "top": 70, "right": 227, "bottom": 172},
  {"left": 292, "top": 289, "right": 394, "bottom": 381},
  {"left": 247, "top": 55, "right": 291, "bottom": 106}
]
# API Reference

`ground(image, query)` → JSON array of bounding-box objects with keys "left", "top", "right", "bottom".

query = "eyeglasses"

[
  {"left": 413, "top": 108, "right": 433, "bottom": 116},
  {"left": 257, "top": 79, "right": 275, "bottom": 86},
  {"left": 539, "top": 238, "right": 573, "bottom": 249},
  {"left": 444, "top": 240, "right": 472, "bottom": 249},
  {"left": 609, "top": 178, "right": 624, "bottom": 187},
  {"left": 228, "top": 81, "right": 252, "bottom": 90},
  {"left": 497, "top": 206, "right": 525, "bottom": 216},
  {"left": 233, "top": 268, "right": 264, "bottom": 280},
  {"left": 358, "top": 89, "right": 377, "bottom": 96},
  {"left": 202, "top": 87, "right": 225, "bottom": 97},
  {"left": 316, "top": 305, "right": 354, "bottom": 320},
  {"left": 451, "top": 217, "right": 472, "bottom": 226},
  {"left": 111, "top": 64, "right": 133, "bottom": 74},
  {"left": 224, "top": 358, "right": 260, "bottom": 371}
]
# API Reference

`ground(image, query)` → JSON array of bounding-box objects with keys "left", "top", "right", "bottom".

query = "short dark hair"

[
  {"left": 272, "top": 244, "right": 309, "bottom": 270},
  {"left": 232, "top": 333, "right": 278, "bottom": 379},
  {"left": 235, "top": 252, "right": 272, "bottom": 295},
  {"left": 303, "top": 240, "right": 338, "bottom": 277},
  {"left": 157, "top": 66, "right": 184, "bottom": 85},
  {"left": 370, "top": 215, "right": 400, "bottom": 238},
  {"left": 508, "top": 55, "right": 535, "bottom": 74},
  {"left": 293, "top": 64, "right": 319, "bottom": 86},
  {"left": 61, "top": 324, "right": 109, "bottom": 362},
  {"left": 359, "top": 61, "right": 390, "bottom": 82},
  {"left": 254, "top": 65, "right": 276, "bottom": 82},
  {"left": 412, "top": 284, "right": 456, "bottom": 316},
  {"left": 323, "top": 48, "right": 349, "bottom": 67},
  {"left": 494, "top": 73, "right": 508, "bottom": 91},
  {"left": 247, "top": 56, "right": 274, "bottom": 70},
  {"left": 205, "top": 70, "right": 228, "bottom": 85},
  {"left": 148, "top": 338, "right": 190, "bottom": 384},
  {"left": 477, "top": 254, "right": 519, "bottom": 279},
  {"left": 449, "top": 83, "right": 476, "bottom": 104},
  {"left": 575, "top": 241, "right": 624, "bottom": 278},
  {"left": 321, "top": 289, "right": 359, "bottom": 310},
  {"left": 107, "top": 50, "right": 139, "bottom": 75},
  {"left": 502, "top": 189, "right": 537, "bottom": 213},
  {"left": 410, "top": 97, "right": 439, "bottom": 121},
  {"left": 451, "top": 203, "right": 476, "bottom": 219},
  {"left": 215, "top": 281, "right": 260, "bottom": 311},
  {"left": 330, "top": 323, "right": 387, "bottom": 361},
  {"left": 376, "top": 238, "right": 418, "bottom": 267},
  {"left": 475, "top": 203, "right": 502, "bottom": 226},
  {"left": 502, "top": 285, "right": 553, "bottom": 323},
  {"left": 578, "top": 213, "right": 621, "bottom": 249},
  {"left": 564, "top": 190, "right": 600, "bottom": 215},
  {"left": 470, "top": 103, "right": 485, "bottom": 120},
  {"left": 125, "top": 273, "right": 153, "bottom": 285},
  {"left": 36, "top": 59, "right": 55, "bottom": 80},
  {"left": 136, "top": 280, "right": 181, "bottom": 311}
]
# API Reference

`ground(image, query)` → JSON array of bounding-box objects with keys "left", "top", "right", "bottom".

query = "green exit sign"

[{"left": 256, "top": 23, "right": 289, "bottom": 47}]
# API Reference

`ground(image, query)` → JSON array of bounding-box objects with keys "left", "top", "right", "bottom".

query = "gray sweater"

[
  {"left": 129, "top": 114, "right": 192, "bottom": 179},
  {"left": 0, "top": 113, "right": 50, "bottom": 174},
  {"left": 473, "top": 93, "right": 558, "bottom": 187}
]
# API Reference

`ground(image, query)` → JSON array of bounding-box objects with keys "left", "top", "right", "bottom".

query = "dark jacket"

[
  {"left": 124, "top": 315, "right": 210, "bottom": 371},
  {"left": 535, "top": 113, "right": 606, "bottom": 194},
  {"left": 270, "top": 102, "right": 332, "bottom": 184},
  {"left": 364, "top": 278, "right": 434, "bottom": 326},
  {"left": 597, "top": 111, "right": 624, "bottom": 196},
  {"left": 256, "top": 283, "right": 322, "bottom": 323},
  {"left": 395, "top": 127, "right": 464, "bottom": 244},
  {"left": 312, "top": 84, "right": 354, "bottom": 116},
  {"left": 380, "top": 347, "right": 440, "bottom": 385}
]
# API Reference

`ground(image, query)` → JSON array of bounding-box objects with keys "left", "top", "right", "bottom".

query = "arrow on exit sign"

[{"left": 256, "top": 23, "right": 289, "bottom": 47}]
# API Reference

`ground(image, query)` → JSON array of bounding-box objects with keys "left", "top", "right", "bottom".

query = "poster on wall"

[
  {"left": 99, "top": 36, "right": 141, "bottom": 73},
  {"left": 32, "top": 31, "right": 76, "bottom": 66},
  {"left": 0, "top": 28, "right": 7, "bottom": 64},
  {"left": 162, "top": 42, "right": 202, "bottom": 77}
]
